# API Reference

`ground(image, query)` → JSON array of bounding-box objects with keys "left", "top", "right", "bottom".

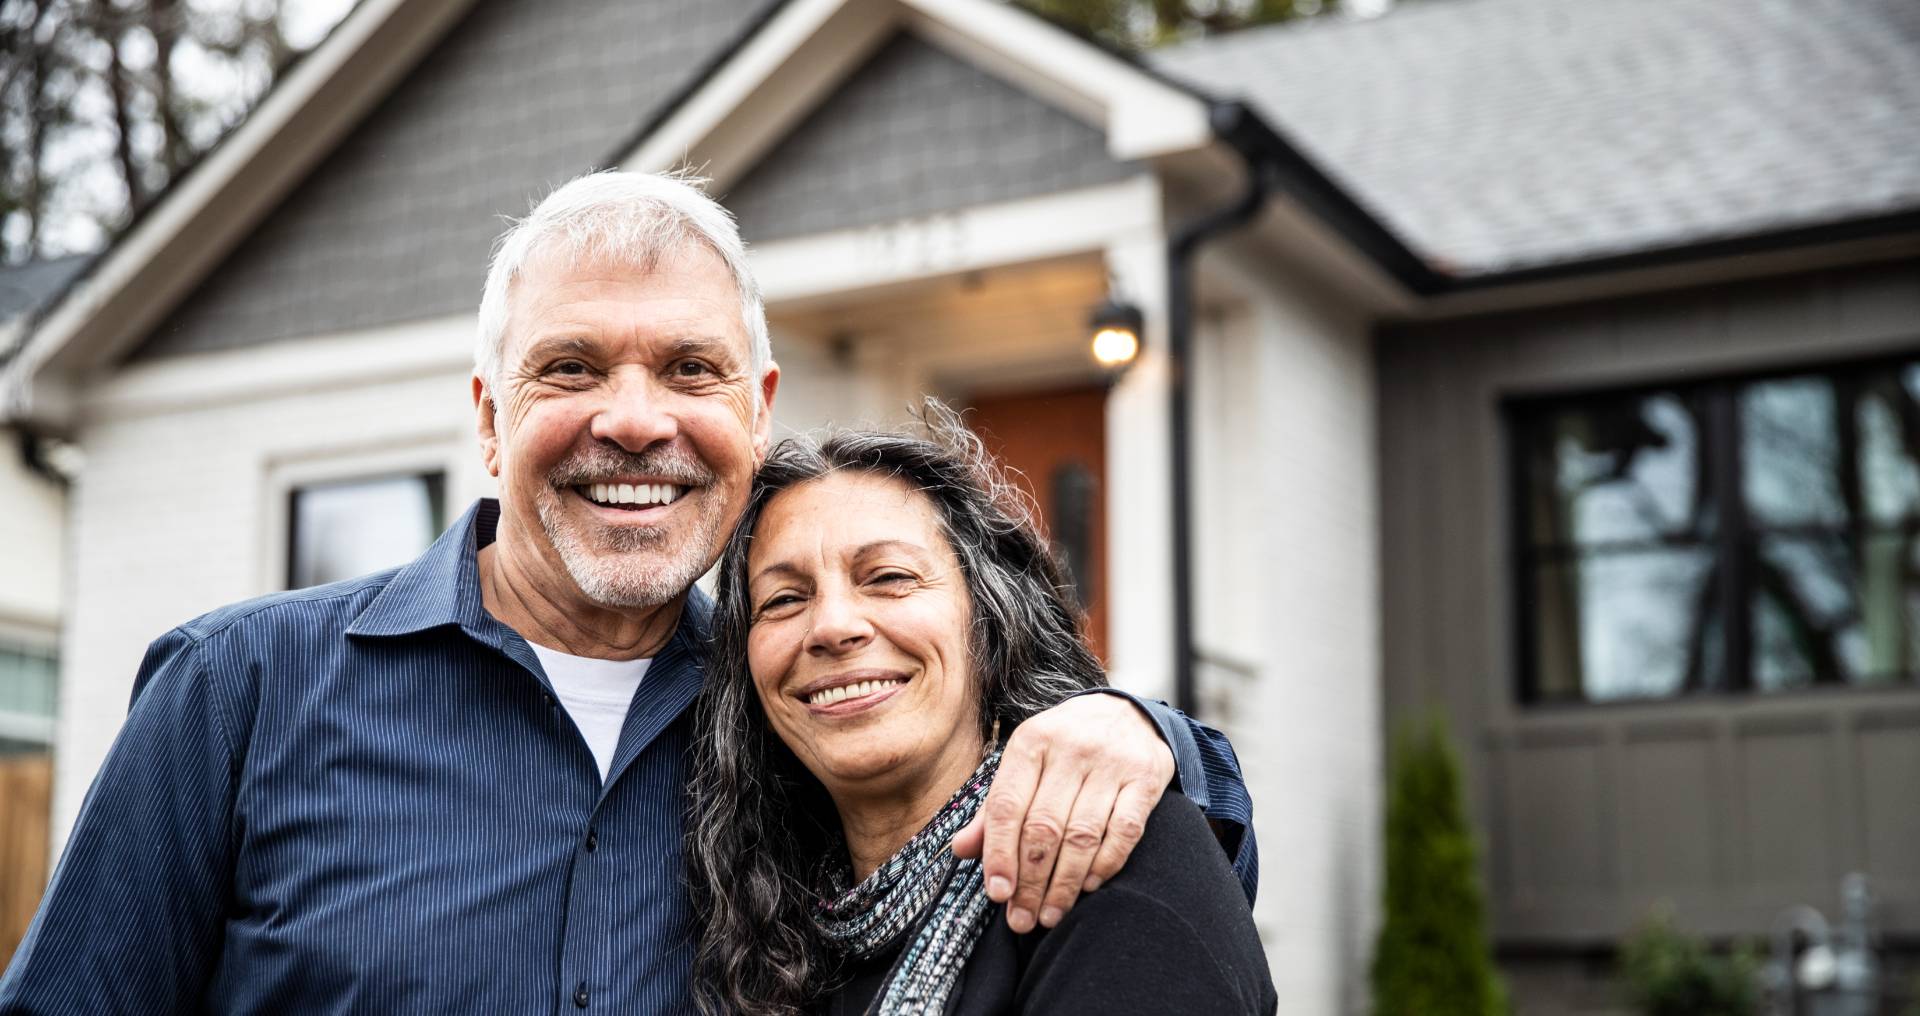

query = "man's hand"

[{"left": 950, "top": 693, "right": 1174, "bottom": 933}]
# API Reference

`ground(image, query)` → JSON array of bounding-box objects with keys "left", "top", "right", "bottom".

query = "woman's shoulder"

[
  {"left": 1002, "top": 793, "right": 1276, "bottom": 1015},
  {"left": 1104, "top": 791, "right": 1247, "bottom": 902}
]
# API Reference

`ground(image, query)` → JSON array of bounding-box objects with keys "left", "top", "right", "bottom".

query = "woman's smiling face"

[{"left": 745, "top": 471, "right": 983, "bottom": 801}]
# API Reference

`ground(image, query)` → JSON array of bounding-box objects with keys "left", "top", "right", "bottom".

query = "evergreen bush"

[
  {"left": 1371, "top": 716, "right": 1506, "bottom": 1016},
  {"left": 1618, "top": 908, "right": 1757, "bottom": 1016}
]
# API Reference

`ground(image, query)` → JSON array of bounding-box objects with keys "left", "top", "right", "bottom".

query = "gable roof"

[
  {"left": 1154, "top": 0, "right": 1920, "bottom": 276},
  {"left": 2, "top": 0, "right": 1215, "bottom": 431},
  {"left": 0, "top": 256, "right": 93, "bottom": 368},
  {"left": 722, "top": 32, "right": 1138, "bottom": 243},
  {"left": 1, "top": 0, "right": 485, "bottom": 427},
  {"left": 136, "top": 0, "right": 780, "bottom": 362},
  {"left": 0, "top": 257, "right": 91, "bottom": 327}
]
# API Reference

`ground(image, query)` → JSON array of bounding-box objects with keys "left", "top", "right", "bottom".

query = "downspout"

[
  {"left": 15, "top": 424, "right": 78, "bottom": 489},
  {"left": 1166, "top": 101, "right": 1271, "bottom": 715}
]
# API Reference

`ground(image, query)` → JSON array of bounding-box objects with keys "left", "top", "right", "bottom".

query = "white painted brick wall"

[
  {"left": 54, "top": 354, "right": 487, "bottom": 845},
  {"left": 1193, "top": 249, "right": 1382, "bottom": 1015},
  {"left": 0, "top": 434, "right": 64, "bottom": 632}
]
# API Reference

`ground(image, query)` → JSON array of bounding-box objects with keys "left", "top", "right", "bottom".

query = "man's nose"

[
  {"left": 589, "top": 375, "right": 679, "bottom": 452},
  {"left": 806, "top": 586, "right": 873, "bottom": 656}
]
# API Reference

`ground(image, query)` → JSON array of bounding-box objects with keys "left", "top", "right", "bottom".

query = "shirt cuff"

[{"left": 1065, "top": 686, "right": 1211, "bottom": 812}]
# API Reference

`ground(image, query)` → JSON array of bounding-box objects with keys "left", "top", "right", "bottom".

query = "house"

[
  {"left": 2, "top": 0, "right": 1917, "bottom": 1007},
  {"left": 0, "top": 257, "right": 82, "bottom": 742},
  {"left": 0, "top": 254, "right": 88, "bottom": 960}
]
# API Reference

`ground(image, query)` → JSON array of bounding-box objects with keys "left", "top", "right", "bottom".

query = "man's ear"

[
  {"left": 753, "top": 362, "right": 781, "bottom": 464},
  {"left": 473, "top": 374, "right": 502, "bottom": 478}
]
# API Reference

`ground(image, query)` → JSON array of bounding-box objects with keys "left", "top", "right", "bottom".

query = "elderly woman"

[{"left": 687, "top": 410, "right": 1276, "bottom": 1016}]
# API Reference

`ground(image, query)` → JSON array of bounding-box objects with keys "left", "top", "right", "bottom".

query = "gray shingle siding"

[
  {"left": 133, "top": 0, "right": 777, "bottom": 362},
  {"left": 724, "top": 33, "right": 1137, "bottom": 245}
]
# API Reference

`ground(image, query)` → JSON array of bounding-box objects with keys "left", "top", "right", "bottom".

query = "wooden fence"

[{"left": 0, "top": 751, "right": 52, "bottom": 966}]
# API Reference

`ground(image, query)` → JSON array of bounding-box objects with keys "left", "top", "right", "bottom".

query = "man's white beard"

[
  {"left": 531, "top": 442, "right": 726, "bottom": 609},
  {"left": 535, "top": 489, "right": 724, "bottom": 608}
]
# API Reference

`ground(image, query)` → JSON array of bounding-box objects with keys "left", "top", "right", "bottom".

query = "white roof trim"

[
  {"left": 896, "top": 0, "right": 1211, "bottom": 161},
  {"left": 621, "top": 0, "right": 1214, "bottom": 188},
  {"left": 2, "top": 0, "right": 478, "bottom": 430},
  {"left": 624, "top": 0, "right": 900, "bottom": 185},
  {"left": 751, "top": 177, "right": 1165, "bottom": 307}
]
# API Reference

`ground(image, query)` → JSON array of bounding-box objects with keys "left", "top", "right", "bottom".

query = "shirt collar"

[
  {"left": 345, "top": 498, "right": 500, "bottom": 639},
  {"left": 345, "top": 499, "right": 716, "bottom": 652}
]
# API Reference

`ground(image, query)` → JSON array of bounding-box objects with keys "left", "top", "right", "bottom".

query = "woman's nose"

[{"left": 806, "top": 588, "right": 872, "bottom": 655}]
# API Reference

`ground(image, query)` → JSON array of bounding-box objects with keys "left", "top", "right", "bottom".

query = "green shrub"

[
  {"left": 1618, "top": 908, "right": 1758, "bottom": 1016},
  {"left": 1371, "top": 716, "right": 1505, "bottom": 1016}
]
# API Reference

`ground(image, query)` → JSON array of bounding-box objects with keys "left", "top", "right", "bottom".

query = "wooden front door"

[
  {"left": 967, "top": 385, "right": 1109, "bottom": 662},
  {"left": 0, "top": 750, "right": 52, "bottom": 966}
]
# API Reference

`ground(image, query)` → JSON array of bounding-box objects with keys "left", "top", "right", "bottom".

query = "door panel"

[{"left": 967, "top": 386, "right": 1108, "bottom": 662}]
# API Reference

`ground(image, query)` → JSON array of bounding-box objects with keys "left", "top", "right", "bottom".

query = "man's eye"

[
  {"left": 673, "top": 359, "right": 714, "bottom": 378},
  {"left": 549, "top": 360, "right": 590, "bottom": 376}
]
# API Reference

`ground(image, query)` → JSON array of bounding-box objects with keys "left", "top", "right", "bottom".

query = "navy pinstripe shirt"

[{"left": 0, "top": 500, "right": 1255, "bottom": 1015}]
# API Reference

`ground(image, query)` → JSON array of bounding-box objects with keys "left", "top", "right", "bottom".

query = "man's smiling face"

[{"left": 477, "top": 243, "right": 779, "bottom": 610}]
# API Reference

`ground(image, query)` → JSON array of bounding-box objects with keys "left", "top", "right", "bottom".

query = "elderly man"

[{"left": 0, "top": 173, "right": 1254, "bottom": 1014}]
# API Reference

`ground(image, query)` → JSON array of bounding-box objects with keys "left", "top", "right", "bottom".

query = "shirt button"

[
  {"left": 573, "top": 982, "right": 590, "bottom": 1008},
  {"left": 585, "top": 829, "right": 598, "bottom": 853},
  {"left": 544, "top": 693, "right": 558, "bottom": 708}
]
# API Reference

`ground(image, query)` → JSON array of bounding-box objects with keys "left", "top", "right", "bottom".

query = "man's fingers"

[
  {"left": 980, "top": 737, "right": 1044, "bottom": 906},
  {"left": 1036, "top": 775, "right": 1119, "bottom": 928},
  {"left": 950, "top": 814, "right": 985, "bottom": 860},
  {"left": 1084, "top": 780, "right": 1159, "bottom": 891},
  {"left": 1005, "top": 761, "right": 1081, "bottom": 934}
]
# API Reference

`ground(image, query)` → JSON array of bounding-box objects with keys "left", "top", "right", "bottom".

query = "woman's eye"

[
  {"left": 757, "top": 593, "right": 801, "bottom": 614},
  {"left": 870, "top": 572, "right": 914, "bottom": 587}
]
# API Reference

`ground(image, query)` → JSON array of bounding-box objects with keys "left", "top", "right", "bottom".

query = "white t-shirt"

[{"left": 527, "top": 643, "right": 652, "bottom": 781}]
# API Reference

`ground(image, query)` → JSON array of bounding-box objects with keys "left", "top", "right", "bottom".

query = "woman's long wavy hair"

[{"left": 686, "top": 402, "right": 1108, "bottom": 1015}]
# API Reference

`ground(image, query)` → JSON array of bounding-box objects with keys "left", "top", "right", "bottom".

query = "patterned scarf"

[{"left": 811, "top": 750, "right": 1002, "bottom": 1015}]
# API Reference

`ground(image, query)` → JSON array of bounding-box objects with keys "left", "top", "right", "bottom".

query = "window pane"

[
  {"left": 1752, "top": 532, "right": 1920, "bottom": 690},
  {"left": 1744, "top": 369, "right": 1920, "bottom": 529},
  {"left": 290, "top": 473, "right": 444, "bottom": 589},
  {"left": 1525, "top": 392, "right": 1709, "bottom": 548},
  {"left": 1742, "top": 376, "right": 1844, "bottom": 527},
  {"left": 1857, "top": 368, "right": 1920, "bottom": 524},
  {"left": 0, "top": 646, "right": 58, "bottom": 720},
  {"left": 1532, "top": 549, "right": 1721, "bottom": 701}
]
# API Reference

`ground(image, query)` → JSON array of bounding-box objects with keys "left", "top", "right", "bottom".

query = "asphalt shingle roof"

[
  {"left": 0, "top": 255, "right": 90, "bottom": 322},
  {"left": 1153, "top": 0, "right": 1920, "bottom": 275}
]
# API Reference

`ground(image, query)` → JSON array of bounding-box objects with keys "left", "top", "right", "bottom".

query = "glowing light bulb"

[{"left": 1091, "top": 327, "right": 1140, "bottom": 368}]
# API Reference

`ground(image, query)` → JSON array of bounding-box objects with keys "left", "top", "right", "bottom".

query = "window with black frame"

[
  {"left": 287, "top": 472, "right": 447, "bottom": 590},
  {"left": 1513, "top": 355, "right": 1920, "bottom": 704}
]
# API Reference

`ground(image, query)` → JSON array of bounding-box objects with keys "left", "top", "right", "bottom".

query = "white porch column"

[{"left": 1100, "top": 232, "right": 1175, "bottom": 702}]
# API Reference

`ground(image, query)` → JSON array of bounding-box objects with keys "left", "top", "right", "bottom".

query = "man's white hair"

[{"left": 474, "top": 170, "right": 770, "bottom": 391}]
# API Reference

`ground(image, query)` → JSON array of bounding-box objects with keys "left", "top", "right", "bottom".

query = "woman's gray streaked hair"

[
  {"left": 686, "top": 401, "right": 1108, "bottom": 1016},
  {"left": 473, "top": 170, "right": 770, "bottom": 390}
]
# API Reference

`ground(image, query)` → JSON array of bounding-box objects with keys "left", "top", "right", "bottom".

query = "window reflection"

[
  {"left": 1516, "top": 355, "right": 1920, "bottom": 703},
  {"left": 1753, "top": 533, "right": 1919, "bottom": 689},
  {"left": 1527, "top": 392, "right": 1708, "bottom": 548},
  {"left": 1534, "top": 550, "right": 1720, "bottom": 701},
  {"left": 1743, "top": 377, "right": 1843, "bottom": 527},
  {"left": 288, "top": 473, "right": 446, "bottom": 589}
]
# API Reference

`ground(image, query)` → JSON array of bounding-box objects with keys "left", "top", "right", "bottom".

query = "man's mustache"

[{"left": 546, "top": 443, "right": 717, "bottom": 488}]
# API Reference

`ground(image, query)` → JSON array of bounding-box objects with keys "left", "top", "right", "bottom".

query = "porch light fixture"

[{"left": 1087, "top": 299, "right": 1144, "bottom": 372}]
